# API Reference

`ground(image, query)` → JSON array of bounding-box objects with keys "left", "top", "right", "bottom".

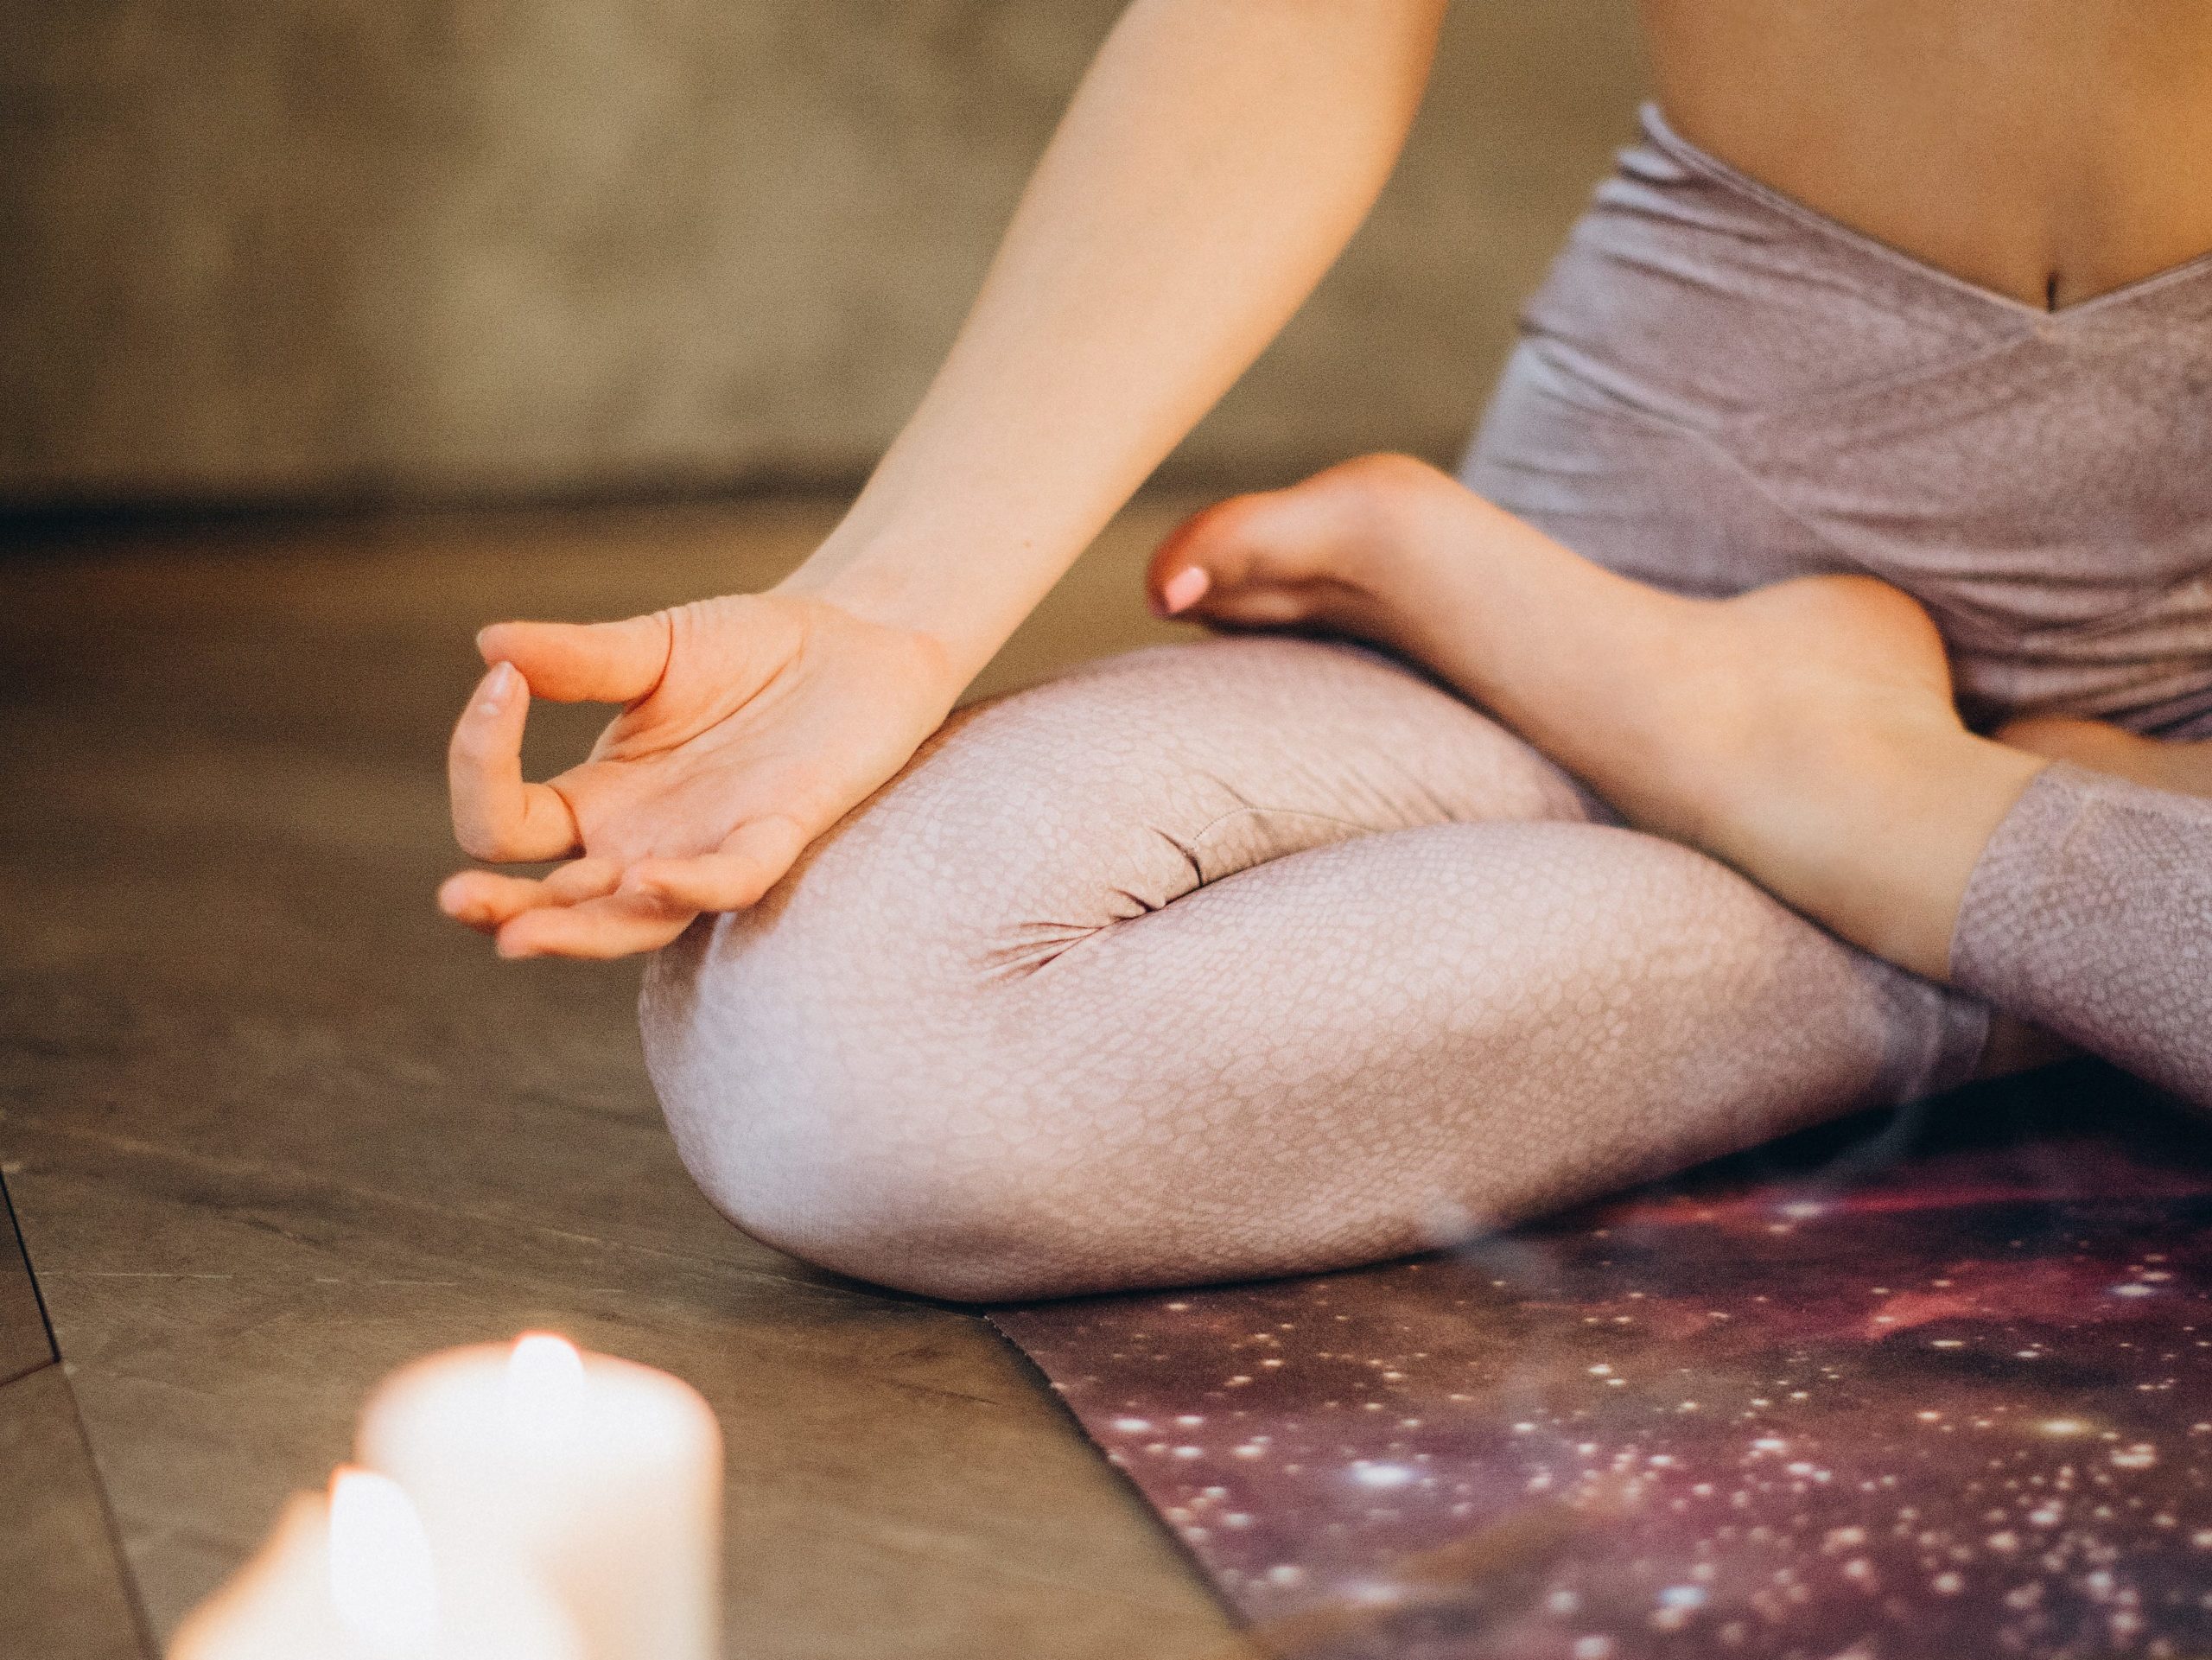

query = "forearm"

[{"left": 782, "top": 0, "right": 1446, "bottom": 679}]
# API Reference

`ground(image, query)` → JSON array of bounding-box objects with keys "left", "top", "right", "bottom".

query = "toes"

[
  {"left": 1147, "top": 491, "right": 1342, "bottom": 622},
  {"left": 1184, "top": 582, "right": 1349, "bottom": 632},
  {"left": 1149, "top": 495, "right": 1259, "bottom": 615},
  {"left": 1154, "top": 564, "right": 1211, "bottom": 616}
]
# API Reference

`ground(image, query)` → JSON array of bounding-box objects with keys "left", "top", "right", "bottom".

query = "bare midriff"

[{"left": 1638, "top": 0, "right": 2212, "bottom": 309}]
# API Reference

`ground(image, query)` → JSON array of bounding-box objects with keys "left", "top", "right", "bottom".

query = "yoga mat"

[{"left": 992, "top": 1066, "right": 2212, "bottom": 1659}]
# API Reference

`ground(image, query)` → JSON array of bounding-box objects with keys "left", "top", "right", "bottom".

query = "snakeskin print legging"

[
  {"left": 639, "top": 638, "right": 2212, "bottom": 1300},
  {"left": 639, "top": 108, "right": 2212, "bottom": 1300}
]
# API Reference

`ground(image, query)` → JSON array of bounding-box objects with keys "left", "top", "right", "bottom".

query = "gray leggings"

[
  {"left": 639, "top": 101, "right": 2212, "bottom": 1302},
  {"left": 639, "top": 639, "right": 2211, "bottom": 1301}
]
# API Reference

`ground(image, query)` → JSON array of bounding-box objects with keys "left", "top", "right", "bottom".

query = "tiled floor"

[
  {"left": 0, "top": 496, "right": 1246, "bottom": 1658},
  {"left": 1, "top": 1174, "right": 147, "bottom": 1658}
]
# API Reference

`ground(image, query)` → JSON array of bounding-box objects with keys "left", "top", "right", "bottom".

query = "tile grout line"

[
  {"left": 1, "top": 1165, "right": 61, "bottom": 1377},
  {"left": 3, "top": 1167, "right": 160, "bottom": 1660}
]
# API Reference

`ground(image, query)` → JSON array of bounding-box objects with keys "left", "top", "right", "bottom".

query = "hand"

[{"left": 440, "top": 591, "right": 961, "bottom": 958}]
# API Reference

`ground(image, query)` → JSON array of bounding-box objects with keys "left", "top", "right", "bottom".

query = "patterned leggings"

[
  {"left": 640, "top": 100, "right": 2212, "bottom": 1301},
  {"left": 638, "top": 636, "right": 2212, "bottom": 1300}
]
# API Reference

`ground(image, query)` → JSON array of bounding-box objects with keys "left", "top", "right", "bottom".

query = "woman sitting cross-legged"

[{"left": 439, "top": 1, "right": 2212, "bottom": 1299}]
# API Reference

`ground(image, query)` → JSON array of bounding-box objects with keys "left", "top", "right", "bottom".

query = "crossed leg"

[
  {"left": 1156, "top": 454, "right": 2212, "bottom": 1109},
  {"left": 641, "top": 637, "right": 1984, "bottom": 1300}
]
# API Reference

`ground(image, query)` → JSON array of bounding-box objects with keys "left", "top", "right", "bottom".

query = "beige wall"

[{"left": 1, "top": 2, "right": 1644, "bottom": 510}]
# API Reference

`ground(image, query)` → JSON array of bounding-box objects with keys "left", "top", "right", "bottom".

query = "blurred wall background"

[{"left": 1, "top": 1, "right": 1644, "bottom": 511}]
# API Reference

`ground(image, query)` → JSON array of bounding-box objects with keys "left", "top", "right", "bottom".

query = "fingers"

[
  {"left": 437, "top": 854, "right": 688, "bottom": 957},
  {"left": 448, "top": 610, "right": 672, "bottom": 861},
  {"left": 621, "top": 817, "right": 810, "bottom": 913},
  {"left": 441, "top": 816, "right": 804, "bottom": 959},
  {"left": 448, "top": 663, "right": 582, "bottom": 862},
  {"left": 477, "top": 613, "right": 671, "bottom": 704},
  {"left": 438, "top": 857, "right": 623, "bottom": 934},
  {"left": 493, "top": 889, "right": 698, "bottom": 960}
]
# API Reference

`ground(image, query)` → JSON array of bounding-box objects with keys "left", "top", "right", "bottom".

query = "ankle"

[{"left": 1785, "top": 727, "right": 2045, "bottom": 983}]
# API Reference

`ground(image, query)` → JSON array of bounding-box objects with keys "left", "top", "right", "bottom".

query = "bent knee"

[{"left": 639, "top": 927, "right": 1099, "bottom": 1301}]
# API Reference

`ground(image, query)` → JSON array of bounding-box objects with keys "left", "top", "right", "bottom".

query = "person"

[{"left": 437, "top": 1, "right": 2212, "bottom": 1300}]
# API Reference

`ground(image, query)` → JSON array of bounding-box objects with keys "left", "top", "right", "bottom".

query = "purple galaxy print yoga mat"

[{"left": 991, "top": 1067, "right": 2212, "bottom": 1660}]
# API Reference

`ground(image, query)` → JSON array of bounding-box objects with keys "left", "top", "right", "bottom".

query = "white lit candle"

[
  {"left": 168, "top": 1469, "right": 581, "bottom": 1660},
  {"left": 356, "top": 1336, "right": 721, "bottom": 1660}
]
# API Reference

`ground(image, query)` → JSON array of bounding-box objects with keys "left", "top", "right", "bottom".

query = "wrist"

[{"left": 775, "top": 535, "right": 1024, "bottom": 689}]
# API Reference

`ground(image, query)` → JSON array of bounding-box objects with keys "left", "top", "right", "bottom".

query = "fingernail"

[
  {"left": 1160, "top": 567, "right": 1211, "bottom": 615},
  {"left": 478, "top": 661, "right": 516, "bottom": 713}
]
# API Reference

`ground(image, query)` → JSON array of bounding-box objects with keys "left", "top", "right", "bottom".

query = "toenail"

[{"left": 1161, "top": 567, "right": 1211, "bottom": 614}]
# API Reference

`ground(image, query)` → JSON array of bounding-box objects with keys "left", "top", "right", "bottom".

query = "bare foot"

[
  {"left": 1151, "top": 455, "right": 2047, "bottom": 984},
  {"left": 1149, "top": 452, "right": 1444, "bottom": 639}
]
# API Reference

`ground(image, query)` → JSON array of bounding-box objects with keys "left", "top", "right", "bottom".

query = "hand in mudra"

[{"left": 440, "top": 592, "right": 960, "bottom": 958}]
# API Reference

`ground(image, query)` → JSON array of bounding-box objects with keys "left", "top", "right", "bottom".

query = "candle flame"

[
  {"left": 506, "top": 1332, "right": 587, "bottom": 1447},
  {"left": 327, "top": 1467, "right": 438, "bottom": 1659}
]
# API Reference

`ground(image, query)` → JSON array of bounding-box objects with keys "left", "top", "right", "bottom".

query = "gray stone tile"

[
  {"left": 0, "top": 1365, "right": 149, "bottom": 1660},
  {"left": 0, "top": 504, "right": 1244, "bottom": 1659},
  {"left": 0, "top": 1176, "right": 55, "bottom": 1388}
]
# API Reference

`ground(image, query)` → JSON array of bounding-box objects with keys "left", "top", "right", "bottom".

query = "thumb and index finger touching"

[
  {"left": 446, "top": 611, "right": 673, "bottom": 864},
  {"left": 475, "top": 611, "right": 673, "bottom": 705},
  {"left": 442, "top": 608, "right": 815, "bottom": 951}
]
